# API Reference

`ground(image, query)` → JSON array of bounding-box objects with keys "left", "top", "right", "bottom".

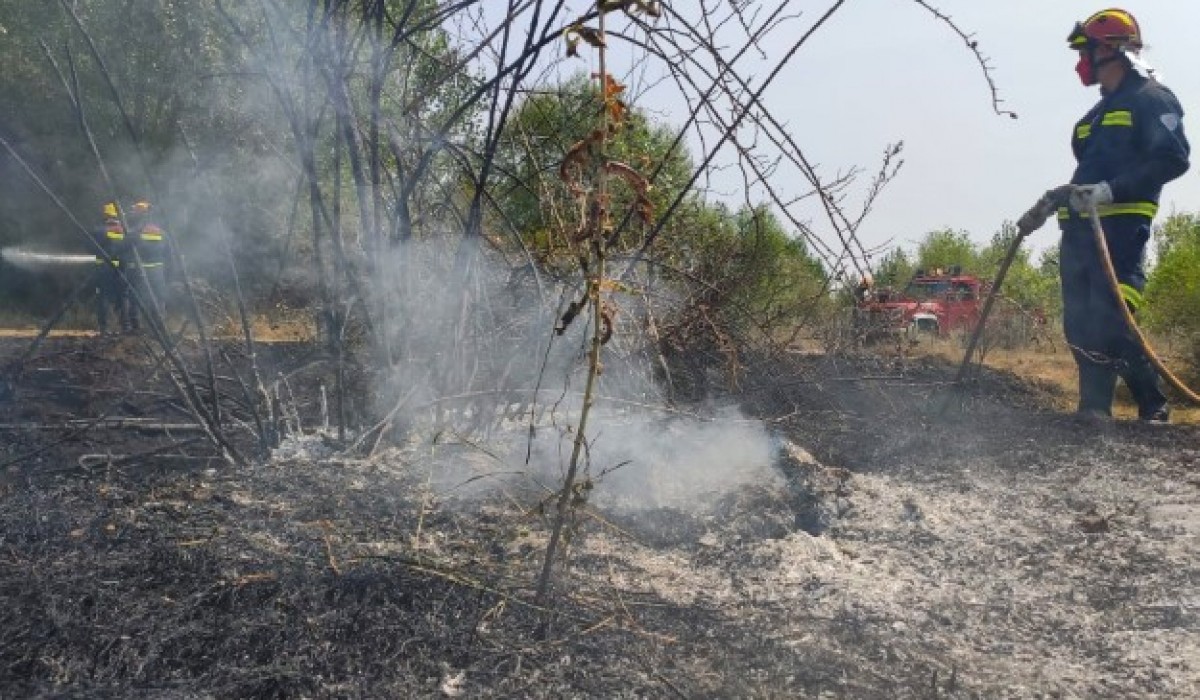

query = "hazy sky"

[
  {"left": 506, "top": 1, "right": 1200, "bottom": 268},
  {"left": 754, "top": 1, "right": 1200, "bottom": 261}
]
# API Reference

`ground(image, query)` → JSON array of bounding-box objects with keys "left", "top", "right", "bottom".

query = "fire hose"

[{"left": 954, "top": 188, "right": 1200, "bottom": 405}]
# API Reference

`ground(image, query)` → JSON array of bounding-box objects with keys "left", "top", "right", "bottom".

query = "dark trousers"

[
  {"left": 126, "top": 265, "right": 166, "bottom": 331},
  {"left": 94, "top": 266, "right": 128, "bottom": 333},
  {"left": 1059, "top": 215, "right": 1166, "bottom": 418}
]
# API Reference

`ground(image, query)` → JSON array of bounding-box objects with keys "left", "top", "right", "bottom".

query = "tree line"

[
  {"left": 2, "top": 1, "right": 1195, "bottom": 369},
  {"left": 871, "top": 215, "right": 1200, "bottom": 360}
]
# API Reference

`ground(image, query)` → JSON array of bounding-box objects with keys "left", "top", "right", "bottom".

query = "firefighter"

[
  {"left": 1055, "top": 10, "right": 1189, "bottom": 422},
  {"left": 125, "top": 199, "right": 169, "bottom": 332},
  {"left": 91, "top": 201, "right": 129, "bottom": 335},
  {"left": 854, "top": 273, "right": 874, "bottom": 303}
]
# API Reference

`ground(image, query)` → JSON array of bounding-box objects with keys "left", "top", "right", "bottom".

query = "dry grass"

[
  {"left": 209, "top": 310, "right": 317, "bottom": 343},
  {"left": 0, "top": 306, "right": 96, "bottom": 333},
  {"left": 0, "top": 309, "right": 316, "bottom": 344},
  {"left": 915, "top": 333, "right": 1200, "bottom": 425}
]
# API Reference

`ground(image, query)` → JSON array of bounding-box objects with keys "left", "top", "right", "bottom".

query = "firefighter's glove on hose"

[{"left": 1068, "top": 182, "right": 1113, "bottom": 212}]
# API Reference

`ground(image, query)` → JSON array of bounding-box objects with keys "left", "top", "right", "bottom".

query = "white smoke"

[
  {"left": 371, "top": 237, "right": 780, "bottom": 514},
  {"left": 530, "top": 406, "right": 781, "bottom": 513}
]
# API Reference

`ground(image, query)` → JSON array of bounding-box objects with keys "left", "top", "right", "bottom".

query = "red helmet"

[{"left": 1068, "top": 9, "right": 1143, "bottom": 52}]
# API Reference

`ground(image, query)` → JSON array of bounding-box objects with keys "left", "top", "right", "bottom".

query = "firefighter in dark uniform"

[
  {"left": 92, "top": 201, "right": 129, "bottom": 335},
  {"left": 125, "top": 199, "right": 168, "bottom": 331},
  {"left": 1056, "top": 9, "right": 1189, "bottom": 422}
]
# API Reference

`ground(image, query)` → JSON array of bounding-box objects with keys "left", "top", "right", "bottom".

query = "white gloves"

[{"left": 1069, "top": 182, "right": 1113, "bottom": 212}]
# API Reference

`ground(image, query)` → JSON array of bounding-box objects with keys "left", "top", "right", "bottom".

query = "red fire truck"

[{"left": 853, "top": 267, "right": 984, "bottom": 338}]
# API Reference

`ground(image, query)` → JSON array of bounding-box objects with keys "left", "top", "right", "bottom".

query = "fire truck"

[{"left": 853, "top": 266, "right": 985, "bottom": 339}]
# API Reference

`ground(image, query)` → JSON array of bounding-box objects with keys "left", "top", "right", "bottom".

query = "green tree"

[
  {"left": 977, "top": 223, "right": 1061, "bottom": 315},
  {"left": 915, "top": 228, "right": 977, "bottom": 273},
  {"left": 1036, "top": 247, "right": 1063, "bottom": 317},
  {"left": 872, "top": 247, "right": 914, "bottom": 288},
  {"left": 1145, "top": 213, "right": 1200, "bottom": 336},
  {"left": 726, "top": 205, "right": 828, "bottom": 330}
]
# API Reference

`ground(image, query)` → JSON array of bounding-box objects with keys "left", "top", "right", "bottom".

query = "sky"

[
  {"left": 749, "top": 1, "right": 1200, "bottom": 261},
  {"left": 501, "top": 1, "right": 1200, "bottom": 269}
]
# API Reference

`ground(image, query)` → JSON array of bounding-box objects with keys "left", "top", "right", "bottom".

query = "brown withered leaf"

[
  {"left": 595, "top": 72, "right": 625, "bottom": 100},
  {"left": 559, "top": 135, "right": 593, "bottom": 195},
  {"left": 563, "top": 25, "right": 583, "bottom": 58},
  {"left": 604, "top": 160, "right": 647, "bottom": 193},
  {"left": 599, "top": 0, "right": 663, "bottom": 18},
  {"left": 598, "top": 278, "right": 634, "bottom": 294},
  {"left": 575, "top": 25, "right": 606, "bottom": 48},
  {"left": 556, "top": 297, "right": 588, "bottom": 335},
  {"left": 635, "top": 197, "right": 654, "bottom": 226},
  {"left": 607, "top": 98, "right": 627, "bottom": 125},
  {"left": 604, "top": 160, "right": 655, "bottom": 225},
  {"left": 600, "top": 302, "right": 616, "bottom": 345}
]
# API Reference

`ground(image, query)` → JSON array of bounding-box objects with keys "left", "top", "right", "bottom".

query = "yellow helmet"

[
  {"left": 129, "top": 199, "right": 152, "bottom": 215},
  {"left": 1068, "top": 9, "right": 1143, "bottom": 52},
  {"left": 102, "top": 202, "right": 119, "bottom": 218}
]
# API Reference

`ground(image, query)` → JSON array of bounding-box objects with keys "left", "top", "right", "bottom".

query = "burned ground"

[{"left": 2, "top": 336, "right": 1198, "bottom": 698}]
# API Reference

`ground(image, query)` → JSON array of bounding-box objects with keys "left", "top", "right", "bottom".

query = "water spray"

[{"left": 0, "top": 247, "right": 97, "bottom": 268}]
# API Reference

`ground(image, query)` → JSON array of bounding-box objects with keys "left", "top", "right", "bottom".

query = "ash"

[{"left": 3, "top": 342, "right": 1200, "bottom": 698}]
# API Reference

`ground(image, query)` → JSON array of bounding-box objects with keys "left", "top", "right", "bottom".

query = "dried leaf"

[
  {"left": 593, "top": 72, "right": 625, "bottom": 100},
  {"left": 565, "top": 23, "right": 606, "bottom": 57},
  {"left": 598, "top": 0, "right": 663, "bottom": 18},
  {"left": 636, "top": 198, "right": 654, "bottom": 225},
  {"left": 563, "top": 25, "right": 583, "bottom": 58},
  {"left": 575, "top": 25, "right": 605, "bottom": 48},
  {"left": 603, "top": 160, "right": 655, "bottom": 225},
  {"left": 559, "top": 139, "right": 590, "bottom": 195},
  {"left": 607, "top": 98, "right": 627, "bottom": 125},
  {"left": 600, "top": 303, "right": 616, "bottom": 345},
  {"left": 598, "top": 278, "right": 634, "bottom": 294},
  {"left": 556, "top": 298, "right": 588, "bottom": 335},
  {"left": 604, "top": 160, "right": 647, "bottom": 192},
  {"left": 559, "top": 130, "right": 606, "bottom": 198}
]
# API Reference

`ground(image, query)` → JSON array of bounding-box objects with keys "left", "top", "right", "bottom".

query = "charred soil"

[{"left": 2, "top": 338, "right": 1198, "bottom": 698}]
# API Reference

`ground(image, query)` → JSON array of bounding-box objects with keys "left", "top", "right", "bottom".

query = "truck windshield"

[{"left": 905, "top": 281, "right": 948, "bottom": 299}]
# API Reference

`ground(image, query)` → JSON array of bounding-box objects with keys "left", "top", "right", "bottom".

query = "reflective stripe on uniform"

[
  {"left": 1119, "top": 283, "right": 1145, "bottom": 311},
  {"left": 1056, "top": 201, "right": 1159, "bottom": 220},
  {"left": 95, "top": 258, "right": 120, "bottom": 266},
  {"left": 1100, "top": 110, "right": 1133, "bottom": 127},
  {"left": 140, "top": 233, "right": 163, "bottom": 241},
  {"left": 139, "top": 262, "right": 165, "bottom": 268},
  {"left": 106, "top": 232, "right": 125, "bottom": 241},
  {"left": 1076, "top": 124, "right": 1092, "bottom": 140},
  {"left": 1097, "top": 202, "right": 1158, "bottom": 217}
]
